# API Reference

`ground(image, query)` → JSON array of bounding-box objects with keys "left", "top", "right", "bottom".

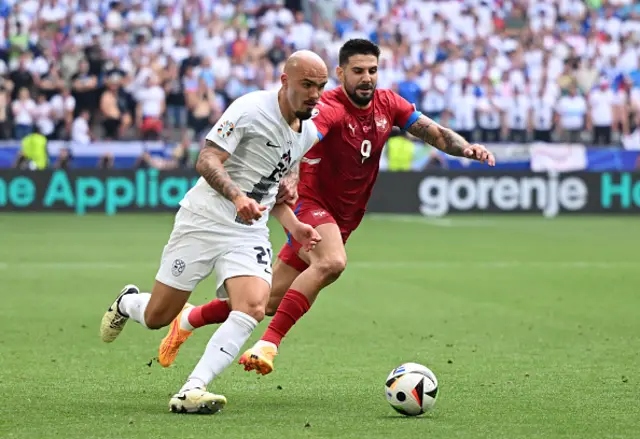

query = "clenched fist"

[{"left": 233, "top": 195, "right": 267, "bottom": 224}]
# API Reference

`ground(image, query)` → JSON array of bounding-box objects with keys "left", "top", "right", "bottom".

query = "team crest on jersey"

[
  {"left": 375, "top": 116, "right": 388, "bottom": 132},
  {"left": 216, "top": 120, "right": 235, "bottom": 139},
  {"left": 311, "top": 108, "right": 320, "bottom": 119}
]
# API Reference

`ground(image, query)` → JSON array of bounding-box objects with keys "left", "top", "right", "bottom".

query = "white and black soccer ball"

[{"left": 385, "top": 362, "right": 439, "bottom": 416}]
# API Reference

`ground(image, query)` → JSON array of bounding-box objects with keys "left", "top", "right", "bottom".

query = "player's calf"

[
  {"left": 266, "top": 257, "right": 303, "bottom": 316},
  {"left": 143, "top": 281, "right": 191, "bottom": 329}
]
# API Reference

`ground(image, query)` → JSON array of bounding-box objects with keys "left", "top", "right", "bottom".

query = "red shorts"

[{"left": 277, "top": 198, "right": 352, "bottom": 272}]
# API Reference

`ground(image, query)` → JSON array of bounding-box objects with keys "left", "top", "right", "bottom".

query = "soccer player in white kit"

[{"left": 99, "top": 51, "right": 329, "bottom": 414}]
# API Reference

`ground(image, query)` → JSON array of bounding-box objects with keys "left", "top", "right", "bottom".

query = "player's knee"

[
  {"left": 234, "top": 301, "right": 266, "bottom": 322},
  {"left": 314, "top": 256, "right": 347, "bottom": 283},
  {"left": 143, "top": 308, "right": 173, "bottom": 330}
]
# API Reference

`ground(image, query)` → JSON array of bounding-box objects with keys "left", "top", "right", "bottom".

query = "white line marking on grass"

[{"left": 0, "top": 261, "right": 636, "bottom": 270}]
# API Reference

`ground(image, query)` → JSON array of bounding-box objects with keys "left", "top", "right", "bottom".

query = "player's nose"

[{"left": 308, "top": 87, "right": 320, "bottom": 100}]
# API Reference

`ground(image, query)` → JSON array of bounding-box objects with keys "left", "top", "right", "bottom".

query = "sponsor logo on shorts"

[
  {"left": 171, "top": 259, "right": 186, "bottom": 277},
  {"left": 312, "top": 210, "right": 327, "bottom": 218}
]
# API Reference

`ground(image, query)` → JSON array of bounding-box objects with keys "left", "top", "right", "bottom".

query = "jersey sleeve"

[
  {"left": 205, "top": 97, "right": 252, "bottom": 155},
  {"left": 390, "top": 91, "right": 422, "bottom": 130},
  {"left": 303, "top": 120, "right": 319, "bottom": 154},
  {"left": 311, "top": 102, "right": 340, "bottom": 140}
]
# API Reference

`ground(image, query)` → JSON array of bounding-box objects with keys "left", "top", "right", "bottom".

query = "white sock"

[
  {"left": 179, "top": 307, "right": 195, "bottom": 331},
  {"left": 119, "top": 293, "right": 151, "bottom": 328},
  {"left": 180, "top": 311, "right": 257, "bottom": 392},
  {"left": 255, "top": 340, "right": 277, "bottom": 350}
]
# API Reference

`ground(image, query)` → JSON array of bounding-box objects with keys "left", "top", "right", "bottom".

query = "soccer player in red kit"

[{"left": 157, "top": 39, "right": 495, "bottom": 374}]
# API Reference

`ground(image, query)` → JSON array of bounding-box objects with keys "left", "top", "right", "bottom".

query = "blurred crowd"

[{"left": 3, "top": 0, "right": 640, "bottom": 167}]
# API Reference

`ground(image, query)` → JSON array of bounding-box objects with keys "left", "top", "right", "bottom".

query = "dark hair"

[{"left": 338, "top": 39, "right": 380, "bottom": 66}]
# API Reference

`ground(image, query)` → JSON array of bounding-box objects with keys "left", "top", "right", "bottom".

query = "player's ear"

[
  {"left": 336, "top": 66, "right": 344, "bottom": 83},
  {"left": 280, "top": 72, "right": 288, "bottom": 88}
]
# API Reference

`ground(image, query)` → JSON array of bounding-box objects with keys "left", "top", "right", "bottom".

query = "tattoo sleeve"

[
  {"left": 407, "top": 115, "right": 468, "bottom": 157},
  {"left": 196, "top": 140, "right": 243, "bottom": 202}
]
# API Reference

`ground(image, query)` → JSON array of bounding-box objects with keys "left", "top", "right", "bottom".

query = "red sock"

[
  {"left": 187, "top": 299, "right": 231, "bottom": 328},
  {"left": 262, "top": 289, "right": 310, "bottom": 347}
]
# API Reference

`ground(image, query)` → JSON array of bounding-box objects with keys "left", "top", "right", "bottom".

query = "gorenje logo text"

[{"left": 418, "top": 173, "right": 588, "bottom": 217}]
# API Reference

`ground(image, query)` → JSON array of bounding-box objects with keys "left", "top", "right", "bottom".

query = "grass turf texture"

[{"left": 0, "top": 213, "right": 638, "bottom": 439}]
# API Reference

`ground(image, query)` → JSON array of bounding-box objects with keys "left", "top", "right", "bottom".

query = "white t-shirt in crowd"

[
  {"left": 33, "top": 102, "right": 54, "bottom": 136},
  {"left": 556, "top": 95, "right": 587, "bottom": 130},
  {"left": 531, "top": 95, "right": 556, "bottom": 131},
  {"left": 12, "top": 99, "right": 36, "bottom": 125},
  {"left": 50, "top": 94, "right": 76, "bottom": 121},
  {"left": 504, "top": 94, "right": 531, "bottom": 130},
  {"left": 476, "top": 95, "right": 504, "bottom": 130},
  {"left": 588, "top": 89, "right": 615, "bottom": 126},
  {"left": 448, "top": 92, "right": 477, "bottom": 131},
  {"left": 71, "top": 117, "right": 91, "bottom": 144},
  {"left": 136, "top": 86, "right": 166, "bottom": 118}
]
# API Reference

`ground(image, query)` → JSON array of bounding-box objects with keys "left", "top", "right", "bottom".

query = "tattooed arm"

[
  {"left": 406, "top": 115, "right": 495, "bottom": 165},
  {"left": 195, "top": 139, "right": 243, "bottom": 202},
  {"left": 276, "top": 161, "right": 300, "bottom": 205},
  {"left": 284, "top": 161, "right": 300, "bottom": 186},
  {"left": 406, "top": 115, "right": 468, "bottom": 156}
]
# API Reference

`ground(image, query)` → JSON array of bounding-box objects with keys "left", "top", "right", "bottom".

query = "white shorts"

[{"left": 155, "top": 207, "right": 273, "bottom": 298}]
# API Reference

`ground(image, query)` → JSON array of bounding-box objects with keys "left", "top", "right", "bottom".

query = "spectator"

[
  {"left": 504, "top": 86, "right": 531, "bottom": 143},
  {"left": 71, "top": 59, "right": 98, "bottom": 117},
  {"left": 477, "top": 85, "right": 503, "bottom": 143},
  {"left": 164, "top": 60, "right": 186, "bottom": 129},
  {"left": 290, "top": 11, "right": 314, "bottom": 50},
  {"left": 12, "top": 87, "right": 36, "bottom": 139},
  {"left": 186, "top": 77, "right": 217, "bottom": 140},
  {"left": 50, "top": 87, "right": 75, "bottom": 140},
  {"left": 71, "top": 109, "right": 92, "bottom": 145},
  {"left": 0, "top": 78, "right": 12, "bottom": 139},
  {"left": 556, "top": 84, "right": 588, "bottom": 143},
  {"left": 38, "top": 65, "right": 64, "bottom": 100},
  {"left": 446, "top": 79, "right": 477, "bottom": 142},
  {"left": 531, "top": 84, "right": 556, "bottom": 143},
  {"left": 9, "top": 54, "right": 34, "bottom": 100},
  {"left": 397, "top": 68, "right": 422, "bottom": 108},
  {"left": 33, "top": 93, "right": 55, "bottom": 139},
  {"left": 587, "top": 78, "right": 616, "bottom": 145},
  {"left": 135, "top": 74, "right": 165, "bottom": 140},
  {"left": 100, "top": 74, "right": 131, "bottom": 140}
]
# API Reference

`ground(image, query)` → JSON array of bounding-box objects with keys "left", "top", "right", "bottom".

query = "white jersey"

[{"left": 180, "top": 90, "right": 318, "bottom": 230}]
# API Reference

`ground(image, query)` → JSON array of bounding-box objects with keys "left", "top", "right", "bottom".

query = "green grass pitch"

[{"left": 1, "top": 213, "right": 639, "bottom": 439}]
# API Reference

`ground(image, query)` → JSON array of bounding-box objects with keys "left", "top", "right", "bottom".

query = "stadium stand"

[{"left": 1, "top": 0, "right": 639, "bottom": 170}]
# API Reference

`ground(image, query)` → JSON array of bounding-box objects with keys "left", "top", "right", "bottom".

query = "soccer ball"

[{"left": 385, "top": 362, "right": 439, "bottom": 416}]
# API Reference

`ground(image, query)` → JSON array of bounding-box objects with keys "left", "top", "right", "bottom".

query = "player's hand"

[
  {"left": 463, "top": 144, "right": 496, "bottom": 166},
  {"left": 233, "top": 195, "right": 267, "bottom": 224},
  {"left": 276, "top": 178, "right": 298, "bottom": 206},
  {"left": 290, "top": 222, "right": 321, "bottom": 252}
]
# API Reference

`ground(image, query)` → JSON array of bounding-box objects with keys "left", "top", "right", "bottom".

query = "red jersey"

[{"left": 298, "top": 87, "right": 421, "bottom": 231}]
